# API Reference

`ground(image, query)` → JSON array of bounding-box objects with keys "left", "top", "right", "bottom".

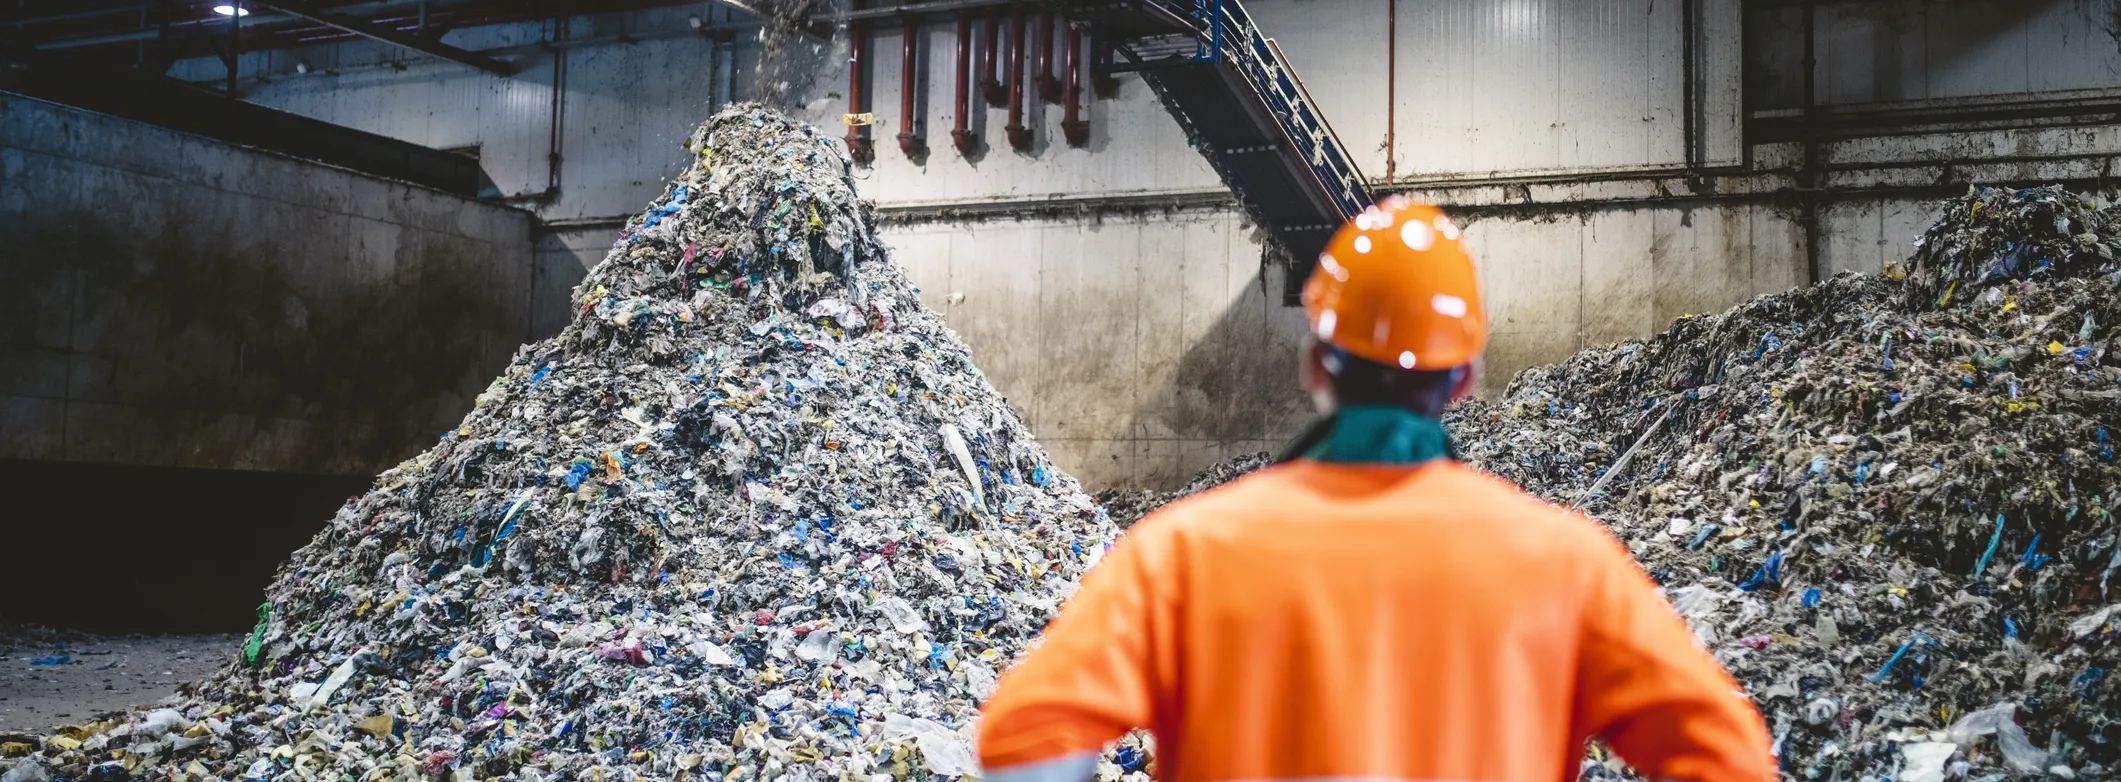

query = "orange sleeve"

[
  {"left": 1572, "top": 534, "right": 1776, "bottom": 782},
  {"left": 977, "top": 518, "right": 1178, "bottom": 771}
]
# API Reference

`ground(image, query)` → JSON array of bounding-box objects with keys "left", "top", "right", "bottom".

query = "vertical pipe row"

[
  {"left": 1005, "top": 4, "right": 1030, "bottom": 151},
  {"left": 953, "top": 11, "right": 978, "bottom": 155},
  {"left": 1036, "top": 9, "right": 1059, "bottom": 103},
  {"left": 860, "top": 5, "right": 1106, "bottom": 158},
  {"left": 1062, "top": 22, "right": 1087, "bottom": 147},
  {"left": 897, "top": 13, "right": 925, "bottom": 159},
  {"left": 981, "top": 9, "right": 1004, "bottom": 105}
]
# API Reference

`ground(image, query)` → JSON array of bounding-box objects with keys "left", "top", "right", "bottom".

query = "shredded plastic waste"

[
  {"left": 1454, "top": 185, "right": 2121, "bottom": 778},
  {"left": 1095, "top": 453, "right": 1270, "bottom": 528},
  {"left": 0, "top": 104, "right": 1116, "bottom": 782}
]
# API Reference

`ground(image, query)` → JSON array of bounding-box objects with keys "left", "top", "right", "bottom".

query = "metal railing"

[{"left": 1138, "top": 0, "right": 1370, "bottom": 221}]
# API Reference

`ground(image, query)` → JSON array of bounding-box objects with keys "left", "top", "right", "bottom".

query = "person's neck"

[{"left": 1303, "top": 406, "right": 1456, "bottom": 464}]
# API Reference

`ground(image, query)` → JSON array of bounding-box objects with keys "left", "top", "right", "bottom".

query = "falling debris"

[
  {"left": 0, "top": 105, "right": 1116, "bottom": 782},
  {"left": 748, "top": 0, "right": 835, "bottom": 110},
  {"left": 1453, "top": 185, "right": 2121, "bottom": 778}
]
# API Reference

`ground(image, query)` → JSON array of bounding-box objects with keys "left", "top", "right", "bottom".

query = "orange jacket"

[{"left": 978, "top": 460, "right": 1774, "bottom": 782}]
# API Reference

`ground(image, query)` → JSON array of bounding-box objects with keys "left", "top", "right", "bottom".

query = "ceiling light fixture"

[{"left": 212, "top": 5, "right": 251, "bottom": 16}]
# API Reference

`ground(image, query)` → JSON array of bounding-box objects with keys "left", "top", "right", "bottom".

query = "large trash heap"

[
  {"left": 1450, "top": 185, "right": 2121, "bottom": 779},
  {"left": 0, "top": 105, "right": 1116, "bottom": 782}
]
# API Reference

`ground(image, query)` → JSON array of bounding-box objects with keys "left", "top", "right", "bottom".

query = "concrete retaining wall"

[{"left": 0, "top": 93, "right": 535, "bottom": 475}]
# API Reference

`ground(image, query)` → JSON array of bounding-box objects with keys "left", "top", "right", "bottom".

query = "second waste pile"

[
  {"left": 1448, "top": 186, "right": 2121, "bottom": 780},
  {"left": 0, "top": 105, "right": 1117, "bottom": 782}
]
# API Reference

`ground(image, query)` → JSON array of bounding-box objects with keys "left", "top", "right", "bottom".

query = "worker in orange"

[{"left": 976, "top": 196, "right": 1775, "bottom": 782}]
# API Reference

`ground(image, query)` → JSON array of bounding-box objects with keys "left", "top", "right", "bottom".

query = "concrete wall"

[
  {"left": 890, "top": 209, "right": 1311, "bottom": 489},
  {"left": 159, "top": 0, "right": 2121, "bottom": 489},
  {"left": 1749, "top": 0, "right": 2121, "bottom": 109},
  {"left": 0, "top": 93, "right": 534, "bottom": 474}
]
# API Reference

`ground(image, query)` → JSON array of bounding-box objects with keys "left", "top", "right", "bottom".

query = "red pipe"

[
  {"left": 952, "top": 11, "right": 978, "bottom": 155},
  {"left": 1035, "top": 9, "right": 1059, "bottom": 103},
  {"left": 1006, "top": 4, "right": 1029, "bottom": 150},
  {"left": 980, "top": 9, "right": 1004, "bottom": 105},
  {"left": 897, "top": 14, "right": 925, "bottom": 158},
  {"left": 1062, "top": 22, "right": 1087, "bottom": 147},
  {"left": 846, "top": 0, "right": 874, "bottom": 163}
]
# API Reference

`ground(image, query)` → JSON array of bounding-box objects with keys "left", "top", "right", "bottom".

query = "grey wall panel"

[{"left": 1752, "top": 0, "right": 2121, "bottom": 109}]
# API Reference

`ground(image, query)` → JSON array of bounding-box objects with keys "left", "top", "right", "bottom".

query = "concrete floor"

[{"left": 0, "top": 634, "right": 238, "bottom": 730}]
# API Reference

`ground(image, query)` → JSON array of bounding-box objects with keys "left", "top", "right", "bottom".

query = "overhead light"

[{"left": 212, "top": 5, "right": 251, "bottom": 16}]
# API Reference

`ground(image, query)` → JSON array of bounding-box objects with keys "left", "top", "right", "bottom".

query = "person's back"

[
  {"left": 979, "top": 459, "right": 1772, "bottom": 782},
  {"left": 977, "top": 198, "right": 1771, "bottom": 782}
]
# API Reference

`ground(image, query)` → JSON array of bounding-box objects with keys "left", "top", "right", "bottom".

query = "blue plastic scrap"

[
  {"left": 2020, "top": 534, "right": 2052, "bottom": 572},
  {"left": 1738, "top": 550, "right": 1784, "bottom": 592},
  {"left": 2073, "top": 667, "right": 2105, "bottom": 701},
  {"left": 1868, "top": 632, "right": 1934, "bottom": 683},
  {"left": 1972, "top": 513, "right": 2007, "bottom": 577},
  {"left": 1115, "top": 746, "right": 1147, "bottom": 773},
  {"left": 642, "top": 184, "right": 690, "bottom": 229},
  {"left": 475, "top": 492, "right": 536, "bottom": 567},
  {"left": 1801, "top": 587, "right": 1822, "bottom": 608},
  {"left": 563, "top": 462, "right": 594, "bottom": 490},
  {"left": 825, "top": 702, "right": 862, "bottom": 736},
  {"left": 29, "top": 655, "right": 69, "bottom": 666}
]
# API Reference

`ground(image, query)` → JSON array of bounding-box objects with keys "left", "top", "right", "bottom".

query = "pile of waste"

[
  {"left": 1094, "top": 453, "right": 1270, "bottom": 528},
  {"left": 1451, "top": 185, "right": 2121, "bottom": 779},
  {"left": 0, "top": 104, "right": 1116, "bottom": 782}
]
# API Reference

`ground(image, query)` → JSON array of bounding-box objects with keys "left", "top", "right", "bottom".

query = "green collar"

[{"left": 1295, "top": 406, "right": 1457, "bottom": 465}]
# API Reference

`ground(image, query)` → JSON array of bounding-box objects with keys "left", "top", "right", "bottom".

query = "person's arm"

[
  {"left": 978, "top": 521, "right": 1178, "bottom": 782},
  {"left": 1572, "top": 534, "right": 1776, "bottom": 782}
]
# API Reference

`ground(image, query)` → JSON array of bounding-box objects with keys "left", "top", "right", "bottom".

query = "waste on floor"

[
  {"left": 1454, "top": 185, "right": 2121, "bottom": 780},
  {"left": 0, "top": 104, "right": 1117, "bottom": 782}
]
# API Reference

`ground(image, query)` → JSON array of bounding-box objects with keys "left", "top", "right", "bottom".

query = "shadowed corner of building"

[{"left": 0, "top": 459, "right": 369, "bottom": 634}]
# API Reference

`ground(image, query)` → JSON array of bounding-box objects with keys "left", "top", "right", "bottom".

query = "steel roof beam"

[{"left": 250, "top": 0, "right": 513, "bottom": 75}]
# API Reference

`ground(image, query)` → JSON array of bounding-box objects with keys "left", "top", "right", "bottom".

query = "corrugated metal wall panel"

[
  {"left": 1253, "top": 0, "right": 1685, "bottom": 179},
  {"left": 1479, "top": 0, "right": 1565, "bottom": 172},
  {"left": 1697, "top": 0, "right": 1744, "bottom": 167},
  {"left": 1558, "top": 0, "right": 1653, "bottom": 170}
]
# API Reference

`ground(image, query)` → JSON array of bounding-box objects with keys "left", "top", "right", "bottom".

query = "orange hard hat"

[{"left": 1301, "top": 197, "right": 1487, "bottom": 370}]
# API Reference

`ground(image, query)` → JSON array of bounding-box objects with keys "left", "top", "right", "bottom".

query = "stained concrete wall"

[
  {"left": 0, "top": 93, "right": 535, "bottom": 475},
  {"left": 888, "top": 210, "right": 1312, "bottom": 489}
]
